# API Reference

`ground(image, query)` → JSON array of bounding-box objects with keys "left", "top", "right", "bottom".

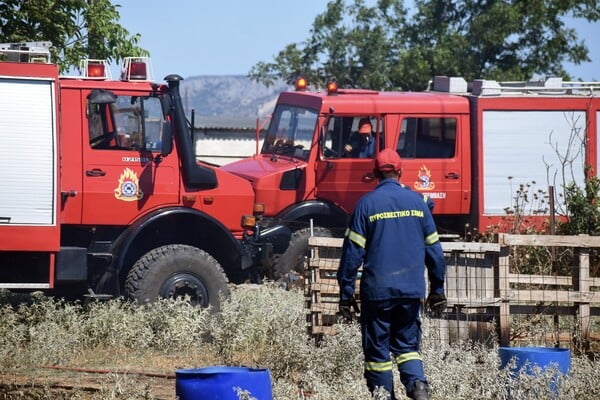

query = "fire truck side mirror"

[
  {"left": 160, "top": 120, "right": 173, "bottom": 156},
  {"left": 88, "top": 89, "right": 116, "bottom": 105},
  {"left": 319, "top": 125, "right": 326, "bottom": 150}
]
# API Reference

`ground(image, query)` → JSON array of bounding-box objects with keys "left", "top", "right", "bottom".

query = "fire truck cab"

[
  {"left": 0, "top": 42, "right": 282, "bottom": 307},
  {"left": 222, "top": 77, "right": 600, "bottom": 277}
]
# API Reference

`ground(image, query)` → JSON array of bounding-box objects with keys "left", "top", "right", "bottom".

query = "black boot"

[{"left": 411, "top": 381, "right": 429, "bottom": 400}]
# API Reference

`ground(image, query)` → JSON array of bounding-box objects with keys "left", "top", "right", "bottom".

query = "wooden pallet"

[{"left": 305, "top": 237, "right": 360, "bottom": 336}]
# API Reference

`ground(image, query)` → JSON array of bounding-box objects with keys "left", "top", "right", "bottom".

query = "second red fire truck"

[{"left": 222, "top": 76, "right": 600, "bottom": 277}]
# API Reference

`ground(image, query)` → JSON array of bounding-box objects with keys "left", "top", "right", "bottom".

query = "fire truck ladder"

[
  {"left": 0, "top": 41, "right": 51, "bottom": 64},
  {"left": 474, "top": 77, "right": 600, "bottom": 96},
  {"left": 433, "top": 76, "right": 600, "bottom": 97}
]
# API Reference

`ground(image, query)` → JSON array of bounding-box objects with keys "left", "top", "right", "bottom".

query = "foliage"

[
  {"left": 250, "top": 0, "right": 599, "bottom": 91},
  {"left": 503, "top": 180, "right": 551, "bottom": 234},
  {"left": 1, "top": 286, "right": 600, "bottom": 399},
  {"left": 0, "top": 0, "right": 148, "bottom": 73},
  {"left": 558, "top": 175, "right": 600, "bottom": 276},
  {"left": 559, "top": 175, "right": 600, "bottom": 236},
  {"left": 207, "top": 284, "right": 313, "bottom": 373},
  {"left": 476, "top": 179, "right": 551, "bottom": 243}
]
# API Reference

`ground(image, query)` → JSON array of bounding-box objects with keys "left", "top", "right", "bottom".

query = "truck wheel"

[
  {"left": 125, "top": 244, "right": 229, "bottom": 310},
  {"left": 272, "top": 227, "right": 333, "bottom": 279}
]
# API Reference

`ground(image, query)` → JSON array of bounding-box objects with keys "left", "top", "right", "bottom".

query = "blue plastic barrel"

[
  {"left": 499, "top": 347, "right": 570, "bottom": 397},
  {"left": 499, "top": 347, "right": 570, "bottom": 375},
  {"left": 176, "top": 366, "right": 272, "bottom": 400}
]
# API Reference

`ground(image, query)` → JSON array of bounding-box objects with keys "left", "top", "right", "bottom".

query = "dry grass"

[{"left": 0, "top": 285, "right": 599, "bottom": 399}]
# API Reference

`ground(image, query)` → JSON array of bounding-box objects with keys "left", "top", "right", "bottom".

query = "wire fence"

[{"left": 305, "top": 234, "right": 600, "bottom": 353}]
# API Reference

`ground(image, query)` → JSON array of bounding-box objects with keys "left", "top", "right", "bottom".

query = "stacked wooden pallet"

[{"left": 305, "top": 236, "right": 360, "bottom": 336}]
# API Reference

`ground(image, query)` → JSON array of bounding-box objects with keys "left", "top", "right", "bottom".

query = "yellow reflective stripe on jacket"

[
  {"left": 364, "top": 360, "right": 394, "bottom": 372},
  {"left": 345, "top": 228, "right": 366, "bottom": 248},
  {"left": 425, "top": 231, "right": 439, "bottom": 245},
  {"left": 395, "top": 352, "right": 422, "bottom": 365}
]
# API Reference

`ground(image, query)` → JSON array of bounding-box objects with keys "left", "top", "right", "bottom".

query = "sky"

[{"left": 113, "top": 1, "right": 598, "bottom": 82}]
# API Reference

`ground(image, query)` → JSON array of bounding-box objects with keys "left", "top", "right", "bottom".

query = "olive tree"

[{"left": 250, "top": 0, "right": 599, "bottom": 91}]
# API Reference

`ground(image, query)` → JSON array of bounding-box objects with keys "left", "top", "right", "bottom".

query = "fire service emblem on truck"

[
  {"left": 114, "top": 168, "right": 143, "bottom": 201},
  {"left": 414, "top": 165, "right": 435, "bottom": 191}
]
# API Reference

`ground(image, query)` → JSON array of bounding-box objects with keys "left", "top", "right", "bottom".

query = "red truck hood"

[{"left": 220, "top": 155, "right": 305, "bottom": 182}]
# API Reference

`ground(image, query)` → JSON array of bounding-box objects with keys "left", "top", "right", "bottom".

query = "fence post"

[
  {"left": 575, "top": 246, "right": 591, "bottom": 351},
  {"left": 496, "top": 245, "right": 511, "bottom": 346}
]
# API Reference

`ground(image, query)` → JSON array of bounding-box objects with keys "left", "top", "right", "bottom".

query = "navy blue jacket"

[
  {"left": 345, "top": 133, "right": 375, "bottom": 158},
  {"left": 337, "top": 178, "right": 446, "bottom": 301}
]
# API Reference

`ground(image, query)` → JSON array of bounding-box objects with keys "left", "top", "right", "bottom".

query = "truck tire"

[
  {"left": 273, "top": 226, "right": 333, "bottom": 279},
  {"left": 125, "top": 244, "right": 229, "bottom": 311}
]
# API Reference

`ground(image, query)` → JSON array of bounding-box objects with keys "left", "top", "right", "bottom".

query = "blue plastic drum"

[
  {"left": 176, "top": 366, "right": 273, "bottom": 400},
  {"left": 499, "top": 347, "right": 570, "bottom": 397},
  {"left": 499, "top": 347, "right": 570, "bottom": 375}
]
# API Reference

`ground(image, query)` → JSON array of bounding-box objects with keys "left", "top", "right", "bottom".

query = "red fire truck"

[
  {"left": 0, "top": 42, "right": 287, "bottom": 307},
  {"left": 222, "top": 76, "right": 600, "bottom": 277}
]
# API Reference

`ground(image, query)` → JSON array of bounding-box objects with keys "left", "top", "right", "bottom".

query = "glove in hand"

[
  {"left": 339, "top": 298, "right": 354, "bottom": 322},
  {"left": 425, "top": 293, "right": 447, "bottom": 317}
]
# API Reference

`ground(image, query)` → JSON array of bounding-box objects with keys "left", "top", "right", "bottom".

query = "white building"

[{"left": 194, "top": 116, "right": 267, "bottom": 166}]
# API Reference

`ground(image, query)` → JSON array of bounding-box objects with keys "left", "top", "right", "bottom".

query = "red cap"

[
  {"left": 358, "top": 118, "right": 372, "bottom": 135},
  {"left": 375, "top": 149, "right": 402, "bottom": 172}
]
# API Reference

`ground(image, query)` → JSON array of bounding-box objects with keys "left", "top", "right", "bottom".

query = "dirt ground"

[
  {"left": 0, "top": 351, "right": 214, "bottom": 400},
  {"left": 0, "top": 368, "right": 176, "bottom": 399}
]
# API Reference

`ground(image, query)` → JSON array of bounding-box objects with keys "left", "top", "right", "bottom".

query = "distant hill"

[{"left": 181, "top": 75, "right": 291, "bottom": 121}]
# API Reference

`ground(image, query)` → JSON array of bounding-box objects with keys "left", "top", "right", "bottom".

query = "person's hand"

[
  {"left": 339, "top": 298, "right": 354, "bottom": 322},
  {"left": 425, "top": 293, "right": 447, "bottom": 317}
]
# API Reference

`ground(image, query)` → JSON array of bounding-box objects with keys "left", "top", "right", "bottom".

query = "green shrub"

[{"left": 0, "top": 287, "right": 599, "bottom": 399}]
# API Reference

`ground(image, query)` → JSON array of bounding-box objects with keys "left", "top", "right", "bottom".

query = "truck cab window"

[
  {"left": 398, "top": 117, "right": 456, "bottom": 159},
  {"left": 323, "top": 116, "right": 351, "bottom": 158},
  {"left": 88, "top": 95, "right": 164, "bottom": 151},
  {"left": 323, "top": 116, "right": 383, "bottom": 159}
]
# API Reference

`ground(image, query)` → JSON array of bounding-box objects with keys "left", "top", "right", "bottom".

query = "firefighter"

[
  {"left": 344, "top": 118, "right": 375, "bottom": 158},
  {"left": 337, "top": 148, "right": 447, "bottom": 400}
]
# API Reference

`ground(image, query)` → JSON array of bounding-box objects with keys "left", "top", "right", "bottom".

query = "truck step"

[
  {"left": 0, "top": 283, "right": 50, "bottom": 289},
  {"left": 83, "top": 288, "right": 113, "bottom": 301}
]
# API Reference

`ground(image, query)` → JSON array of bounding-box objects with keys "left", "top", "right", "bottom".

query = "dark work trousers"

[{"left": 361, "top": 298, "right": 427, "bottom": 399}]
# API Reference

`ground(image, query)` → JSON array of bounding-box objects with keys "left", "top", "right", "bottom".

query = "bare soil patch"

[
  {"left": 0, "top": 369, "right": 175, "bottom": 399},
  {"left": 0, "top": 350, "right": 221, "bottom": 399}
]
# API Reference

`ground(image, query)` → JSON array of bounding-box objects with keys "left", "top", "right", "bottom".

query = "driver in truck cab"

[{"left": 344, "top": 118, "right": 375, "bottom": 158}]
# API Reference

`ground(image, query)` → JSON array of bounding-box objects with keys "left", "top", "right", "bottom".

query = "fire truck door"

[
  {"left": 82, "top": 93, "right": 179, "bottom": 225},
  {"left": 396, "top": 116, "right": 464, "bottom": 214},
  {"left": 316, "top": 116, "right": 378, "bottom": 213}
]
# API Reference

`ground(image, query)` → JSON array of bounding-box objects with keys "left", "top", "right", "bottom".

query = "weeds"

[{"left": 0, "top": 286, "right": 599, "bottom": 399}]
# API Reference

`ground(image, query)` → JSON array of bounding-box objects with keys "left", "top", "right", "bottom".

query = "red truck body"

[
  {"left": 222, "top": 77, "right": 600, "bottom": 274},
  {"left": 0, "top": 43, "right": 283, "bottom": 306}
]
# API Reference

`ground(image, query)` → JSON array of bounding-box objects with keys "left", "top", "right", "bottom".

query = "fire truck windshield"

[{"left": 261, "top": 104, "right": 317, "bottom": 161}]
